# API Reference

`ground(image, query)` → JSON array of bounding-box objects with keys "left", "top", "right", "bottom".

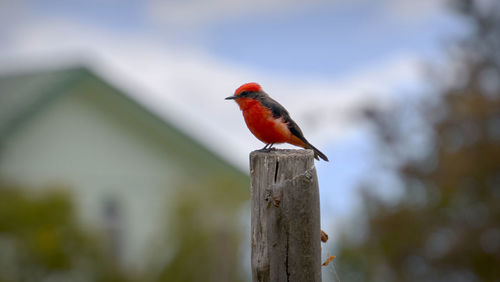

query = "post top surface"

[{"left": 250, "top": 149, "right": 314, "bottom": 158}]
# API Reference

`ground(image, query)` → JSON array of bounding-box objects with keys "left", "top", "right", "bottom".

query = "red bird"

[{"left": 226, "top": 82, "right": 329, "bottom": 161}]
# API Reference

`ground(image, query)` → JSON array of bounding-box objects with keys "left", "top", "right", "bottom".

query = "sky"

[{"left": 0, "top": 0, "right": 465, "bottom": 230}]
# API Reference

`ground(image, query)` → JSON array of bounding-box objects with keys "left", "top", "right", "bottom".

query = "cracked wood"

[{"left": 250, "top": 149, "right": 322, "bottom": 282}]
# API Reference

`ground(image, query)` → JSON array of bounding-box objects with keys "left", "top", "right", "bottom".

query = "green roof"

[{"left": 0, "top": 68, "right": 83, "bottom": 141}]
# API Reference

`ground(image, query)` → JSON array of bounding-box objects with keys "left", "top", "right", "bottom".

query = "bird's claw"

[{"left": 260, "top": 143, "right": 275, "bottom": 152}]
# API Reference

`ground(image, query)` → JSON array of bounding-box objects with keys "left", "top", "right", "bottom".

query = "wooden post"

[{"left": 250, "top": 149, "right": 321, "bottom": 282}]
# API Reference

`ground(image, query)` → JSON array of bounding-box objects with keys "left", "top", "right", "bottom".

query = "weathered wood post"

[{"left": 250, "top": 149, "right": 321, "bottom": 282}]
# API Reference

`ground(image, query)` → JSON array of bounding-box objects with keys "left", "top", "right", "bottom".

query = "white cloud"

[
  {"left": 0, "top": 18, "right": 423, "bottom": 170},
  {"left": 146, "top": 0, "right": 446, "bottom": 29},
  {"left": 147, "top": 0, "right": 324, "bottom": 27}
]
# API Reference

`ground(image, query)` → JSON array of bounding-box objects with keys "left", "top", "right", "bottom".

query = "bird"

[{"left": 225, "top": 82, "right": 329, "bottom": 161}]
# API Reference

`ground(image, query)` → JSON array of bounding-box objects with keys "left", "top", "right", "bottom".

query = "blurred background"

[{"left": 0, "top": 0, "right": 499, "bottom": 281}]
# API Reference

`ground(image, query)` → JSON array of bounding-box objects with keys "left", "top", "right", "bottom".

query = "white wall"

[{"left": 0, "top": 84, "right": 187, "bottom": 270}]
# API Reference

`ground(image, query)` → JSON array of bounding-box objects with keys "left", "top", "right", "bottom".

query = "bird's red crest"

[{"left": 235, "top": 82, "right": 262, "bottom": 96}]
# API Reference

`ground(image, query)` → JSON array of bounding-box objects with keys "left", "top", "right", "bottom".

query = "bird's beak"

[{"left": 225, "top": 95, "right": 238, "bottom": 100}]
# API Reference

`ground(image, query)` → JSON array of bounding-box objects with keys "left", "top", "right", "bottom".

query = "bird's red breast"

[
  {"left": 238, "top": 98, "right": 293, "bottom": 144},
  {"left": 233, "top": 83, "right": 304, "bottom": 145}
]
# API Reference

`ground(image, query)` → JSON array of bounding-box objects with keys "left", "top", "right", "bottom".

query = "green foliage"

[
  {"left": 0, "top": 183, "right": 130, "bottom": 282},
  {"left": 336, "top": 1, "right": 500, "bottom": 281},
  {"left": 148, "top": 174, "right": 248, "bottom": 282},
  {"left": 0, "top": 169, "right": 249, "bottom": 282}
]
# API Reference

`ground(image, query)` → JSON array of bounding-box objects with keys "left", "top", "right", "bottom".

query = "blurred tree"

[
  {"left": 146, "top": 175, "right": 248, "bottom": 282},
  {"left": 0, "top": 182, "right": 131, "bottom": 282},
  {"left": 336, "top": 0, "right": 500, "bottom": 281}
]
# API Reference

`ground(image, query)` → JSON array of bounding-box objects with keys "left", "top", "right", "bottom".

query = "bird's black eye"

[{"left": 239, "top": 91, "right": 248, "bottom": 97}]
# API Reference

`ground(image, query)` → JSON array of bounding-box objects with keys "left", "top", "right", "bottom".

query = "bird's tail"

[{"left": 304, "top": 141, "right": 329, "bottom": 162}]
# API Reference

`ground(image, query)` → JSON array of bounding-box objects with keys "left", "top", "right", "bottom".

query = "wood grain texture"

[{"left": 250, "top": 149, "right": 321, "bottom": 282}]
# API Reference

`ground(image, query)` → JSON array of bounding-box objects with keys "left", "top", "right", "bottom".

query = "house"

[{"left": 0, "top": 66, "right": 249, "bottom": 271}]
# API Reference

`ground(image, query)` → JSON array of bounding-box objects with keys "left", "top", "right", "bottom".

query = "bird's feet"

[{"left": 260, "top": 143, "right": 275, "bottom": 152}]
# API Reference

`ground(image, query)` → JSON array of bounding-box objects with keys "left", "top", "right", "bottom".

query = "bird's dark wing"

[
  {"left": 255, "top": 92, "right": 329, "bottom": 161},
  {"left": 255, "top": 93, "right": 290, "bottom": 119},
  {"left": 256, "top": 93, "right": 309, "bottom": 143}
]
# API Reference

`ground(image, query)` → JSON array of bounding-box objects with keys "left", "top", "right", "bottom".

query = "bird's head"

[{"left": 225, "top": 82, "right": 263, "bottom": 102}]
